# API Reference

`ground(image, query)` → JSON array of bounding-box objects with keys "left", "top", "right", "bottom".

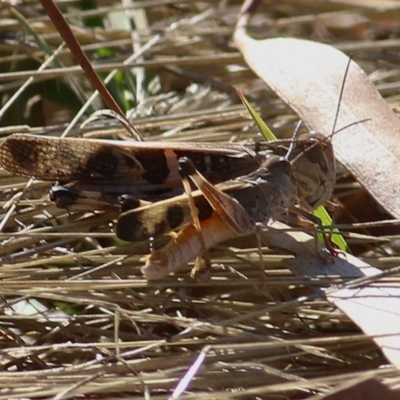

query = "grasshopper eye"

[
  {"left": 278, "top": 159, "right": 292, "bottom": 175},
  {"left": 263, "top": 156, "right": 292, "bottom": 175}
]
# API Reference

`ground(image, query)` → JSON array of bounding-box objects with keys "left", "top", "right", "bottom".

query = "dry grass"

[{"left": 1, "top": 1, "right": 400, "bottom": 398}]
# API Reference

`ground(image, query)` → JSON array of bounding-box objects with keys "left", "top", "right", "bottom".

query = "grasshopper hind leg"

[
  {"left": 178, "top": 157, "right": 213, "bottom": 279},
  {"left": 141, "top": 158, "right": 255, "bottom": 280}
]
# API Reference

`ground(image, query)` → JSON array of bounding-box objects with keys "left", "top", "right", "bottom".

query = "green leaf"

[
  {"left": 314, "top": 206, "right": 349, "bottom": 252},
  {"left": 236, "top": 88, "right": 276, "bottom": 141}
]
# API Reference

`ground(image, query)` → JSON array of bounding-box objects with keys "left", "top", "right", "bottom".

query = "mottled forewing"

[{"left": 0, "top": 134, "right": 145, "bottom": 182}]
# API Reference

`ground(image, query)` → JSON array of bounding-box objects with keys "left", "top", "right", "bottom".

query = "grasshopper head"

[{"left": 290, "top": 133, "right": 336, "bottom": 211}]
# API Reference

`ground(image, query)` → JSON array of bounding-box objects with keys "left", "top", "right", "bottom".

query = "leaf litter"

[{"left": 1, "top": 1, "right": 400, "bottom": 398}]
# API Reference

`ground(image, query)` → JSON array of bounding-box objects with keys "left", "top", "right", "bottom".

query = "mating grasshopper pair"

[{"left": 0, "top": 131, "right": 335, "bottom": 279}]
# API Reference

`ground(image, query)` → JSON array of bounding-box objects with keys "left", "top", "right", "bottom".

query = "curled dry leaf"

[{"left": 234, "top": 19, "right": 400, "bottom": 218}]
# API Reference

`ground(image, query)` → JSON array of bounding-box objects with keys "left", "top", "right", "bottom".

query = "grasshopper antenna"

[
  {"left": 285, "top": 120, "right": 303, "bottom": 161},
  {"left": 286, "top": 53, "right": 354, "bottom": 164},
  {"left": 290, "top": 54, "right": 371, "bottom": 166},
  {"left": 332, "top": 54, "right": 353, "bottom": 135}
]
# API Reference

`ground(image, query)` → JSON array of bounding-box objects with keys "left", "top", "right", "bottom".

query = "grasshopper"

[
  {"left": 0, "top": 131, "right": 335, "bottom": 279},
  {"left": 116, "top": 133, "right": 335, "bottom": 279}
]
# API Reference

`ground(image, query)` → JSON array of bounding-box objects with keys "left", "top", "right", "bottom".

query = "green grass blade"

[
  {"left": 314, "top": 206, "right": 349, "bottom": 252},
  {"left": 237, "top": 88, "right": 276, "bottom": 141}
]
